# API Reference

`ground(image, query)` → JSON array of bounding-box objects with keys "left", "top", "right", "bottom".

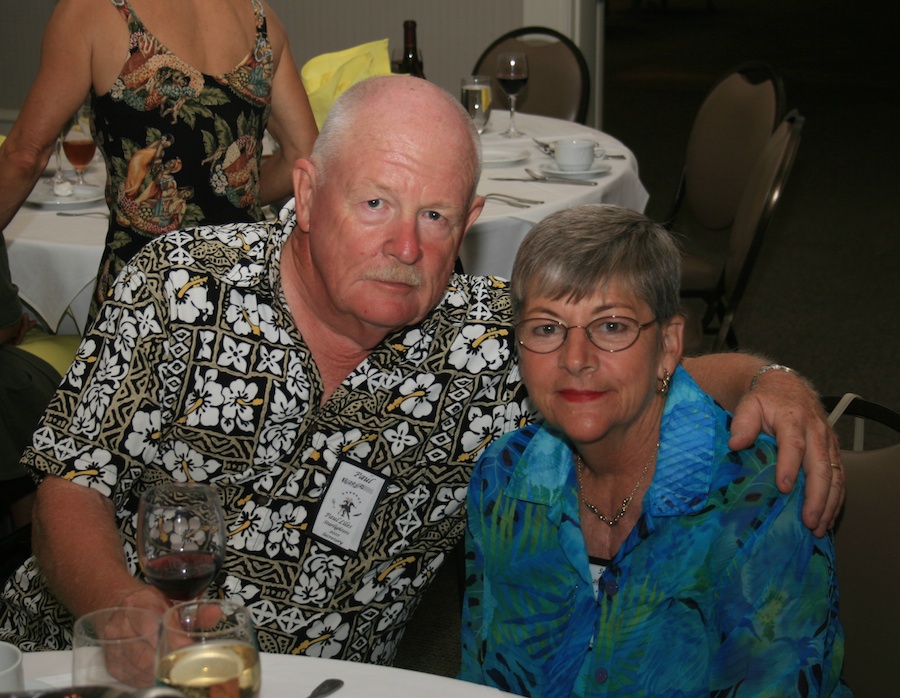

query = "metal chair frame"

[
  {"left": 473, "top": 26, "right": 590, "bottom": 125},
  {"left": 684, "top": 109, "right": 804, "bottom": 351}
]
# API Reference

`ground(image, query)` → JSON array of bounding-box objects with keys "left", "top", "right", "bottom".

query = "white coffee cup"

[
  {"left": 0, "top": 641, "right": 24, "bottom": 692},
  {"left": 553, "top": 139, "right": 600, "bottom": 171}
]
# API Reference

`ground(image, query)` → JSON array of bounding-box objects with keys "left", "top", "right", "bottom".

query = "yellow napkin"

[{"left": 301, "top": 39, "right": 392, "bottom": 129}]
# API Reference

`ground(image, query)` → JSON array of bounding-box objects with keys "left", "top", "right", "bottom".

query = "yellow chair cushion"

[
  {"left": 17, "top": 330, "right": 81, "bottom": 377},
  {"left": 301, "top": 39, "right": 392, "bottom": 129}
]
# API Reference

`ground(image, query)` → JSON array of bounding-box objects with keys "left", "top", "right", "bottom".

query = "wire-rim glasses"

[{"left": 515, "top": 316, "right": 658, "bottom": 354}]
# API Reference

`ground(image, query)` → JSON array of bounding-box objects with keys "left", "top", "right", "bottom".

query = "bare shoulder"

[
  {"left": 259, "top": 0, "right": 290, "bottom": 57},
  {"left": 44, "top": 0, "right": 125, "bottom": 57},
  {"left": 51, "top": 0, "right": 123, "bottom": 30}
]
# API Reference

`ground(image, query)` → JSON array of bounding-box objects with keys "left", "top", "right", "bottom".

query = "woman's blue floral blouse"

[{"left": 459, "top": 366, "right": 849, "bottom": 697}]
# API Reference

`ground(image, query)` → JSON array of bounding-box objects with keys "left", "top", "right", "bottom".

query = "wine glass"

[
  {"left": 137, "top": 483, "right": 227, "bottom": 602},
  {"left": 461, "top": 75, "right": 492, "bottom": 135},
  {"left": 156, "top": 599, "right": 261, "bottom": 698},
  {"left": 61, "top": 101, "right": 97, "bottom": 187},
  {"left": 45, "top": 135, "right": 68, "bottom": 188},
  {"left": 496, "top": 52, "right": 529, "bottom": 138}
]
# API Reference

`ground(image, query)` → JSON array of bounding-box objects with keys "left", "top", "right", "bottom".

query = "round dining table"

[
  {"left": 22, "top": 650, "right": 507, "bottom": 697},
  {"left": 4, "top": 112, "right": 647, "bottom": 335},
  {"left": 464, "top": 111, "right": 649, "bottom": 279}
]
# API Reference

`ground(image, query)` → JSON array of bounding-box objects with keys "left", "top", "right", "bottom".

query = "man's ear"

[{"left": 293, "top": 160, "right": 317, "bottom": 231}]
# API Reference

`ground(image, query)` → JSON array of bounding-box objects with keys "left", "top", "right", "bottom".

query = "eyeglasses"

[{"left": 515, "top": 316, "right": 657, "bottom": 354}]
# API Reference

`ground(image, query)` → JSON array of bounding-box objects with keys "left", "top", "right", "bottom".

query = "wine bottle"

[{"left": 399, "top": 20, "right": 425, "bottom": 79}]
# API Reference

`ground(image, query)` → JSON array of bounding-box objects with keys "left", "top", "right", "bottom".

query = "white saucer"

[
  {"left": 482, "top": 148, "right": 530, "bottom": 167},
  {"left": 25, "top": 678, "right": 55, "bottom": 689},
  {"left": 26, "top": 181, "right": 105, "bottom": 208},
  {"left": 539, "top": 161, "right": 612, "bottom": 179}
]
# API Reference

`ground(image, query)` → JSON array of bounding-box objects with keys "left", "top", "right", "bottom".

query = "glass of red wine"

[
  {"left": 496, "top": 52, "right": 529, "bottom": 138},
  {"left": 61, "top": 101, "right": 97, "bottom": 187},
  {"left": 137, "top": 483, "right": 227, "bottom": 602}
]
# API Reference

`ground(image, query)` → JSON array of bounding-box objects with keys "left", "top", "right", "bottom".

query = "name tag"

[{"left": 312, "top": 461, "right": 386, "bottom": 554}]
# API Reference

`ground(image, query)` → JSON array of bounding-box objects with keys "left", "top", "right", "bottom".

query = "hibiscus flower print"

[
  {"left": 448, "top": 323, "right": 511, "bottom": 373},
  {"left": 124, "top": 409, "right": 162, "bottom": 463},
  {"left": 160, "top": 441, "right": 222, "bottom": 482},
  {"left": 68, "top": 447, "right": 117, "bottom": 495},
  {"left": 387, "top": 374, "right": 443, "bottom": 419},
  {"left": 166, "top": 268, "right": 214, "bottom": 323}
]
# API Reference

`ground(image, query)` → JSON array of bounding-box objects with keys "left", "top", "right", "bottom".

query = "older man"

[{"left": 1, "top": 77, "right": 841, "bottom": 663}]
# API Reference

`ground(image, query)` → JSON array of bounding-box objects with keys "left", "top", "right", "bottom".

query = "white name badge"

[{"left": 312, "top": 461, "right": 386, "bottom": 554}]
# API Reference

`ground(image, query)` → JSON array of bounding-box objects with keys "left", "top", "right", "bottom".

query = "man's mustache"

[{"left": 363, "top": 265, "right": 423, "bottom": 287}]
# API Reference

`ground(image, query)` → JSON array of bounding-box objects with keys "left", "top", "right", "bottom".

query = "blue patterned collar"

[{"left": 506, "top": 365, "right": 718, "bottom": 518}]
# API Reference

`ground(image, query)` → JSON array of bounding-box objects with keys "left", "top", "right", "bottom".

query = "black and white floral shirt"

[{"left": 0, "top": 202, "right": 534, "bottom": 663}]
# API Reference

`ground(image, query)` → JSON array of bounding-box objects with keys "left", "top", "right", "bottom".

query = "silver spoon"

[
  {"left": 305, "top": 678, "right": 344, "bottom": 698},
  {"left": 524, "top": 168, "right": 598, "bottom": 186}
]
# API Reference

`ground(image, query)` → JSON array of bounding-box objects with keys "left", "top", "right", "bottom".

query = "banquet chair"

[
  {"left": 669, "top": 62, "right": 786, "bottom": 307},
  {"left": 472, "top": 27, "right": 590, "bottom": 124},
  {"left": 822, "top": 393, "right": 900, "bottom": 696},
  {"left": 681, "top": 109, "right": 803, "bottom": 353}
]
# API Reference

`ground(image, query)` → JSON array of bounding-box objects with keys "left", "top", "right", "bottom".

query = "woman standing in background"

[{"left": 0, "top": 0, "right": 317, "bottom": 326}]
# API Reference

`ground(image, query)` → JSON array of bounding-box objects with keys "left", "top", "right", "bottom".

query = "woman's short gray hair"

[{"left": 510, "top": 204, "right": 682, "bottom": 321}]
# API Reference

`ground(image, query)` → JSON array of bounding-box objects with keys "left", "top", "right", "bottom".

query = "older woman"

[{"left": 458, "top": 205, "right": 849, "bottom": 697}]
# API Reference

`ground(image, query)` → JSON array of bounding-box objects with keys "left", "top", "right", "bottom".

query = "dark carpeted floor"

[{"left": 393, "top": 0, "right": 900, "bottom": 678}]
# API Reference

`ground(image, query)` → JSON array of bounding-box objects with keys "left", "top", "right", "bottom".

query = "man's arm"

[
  {"left": 683, "top": 354, "right": 843, "bottom": 538},
  {"left": 32, "top": 475, "right": 169, "bottom": 619}
]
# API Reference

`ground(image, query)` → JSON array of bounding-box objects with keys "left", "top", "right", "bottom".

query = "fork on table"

[{"left": 482, "top": 192, "right": 544, "bottom": 208}]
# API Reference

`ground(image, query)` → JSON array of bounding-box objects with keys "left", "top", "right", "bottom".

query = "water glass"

[
  {"left": 72, "top": 607, "right": 162, "bottom": 690},
  {"left": 461, "top": 75, "right": 492, "bottom": 134}
]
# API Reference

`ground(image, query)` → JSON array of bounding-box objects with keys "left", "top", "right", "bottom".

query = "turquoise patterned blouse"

[{"left": 459, "top": 366, "right": 850, "bottom": 697}]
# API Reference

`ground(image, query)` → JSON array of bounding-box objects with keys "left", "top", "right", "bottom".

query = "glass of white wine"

[{"left": 156, "top": 599, "right": 261, "bottom": 698}]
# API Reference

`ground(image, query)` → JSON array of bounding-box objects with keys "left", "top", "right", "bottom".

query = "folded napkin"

[{"left": 301, "top": 39, "right": 392, "bottom": 129}]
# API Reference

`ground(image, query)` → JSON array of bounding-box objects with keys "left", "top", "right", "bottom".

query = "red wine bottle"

[{"left": 399, "top": 20, "right": 425, "bottom": 79}]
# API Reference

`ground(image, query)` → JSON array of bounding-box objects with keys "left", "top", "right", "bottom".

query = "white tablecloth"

[
  {"left": 4, "top": 114, "right": 647, "bottom": 334},
  {"left": 23, "top": 650, "right": 506, "bottom": 697},
  {"left": 463, "top": 111, "right": 649, "bottom": 279},
  {"left": 4, "top": 162, "right": 107, "bottom": 335}
]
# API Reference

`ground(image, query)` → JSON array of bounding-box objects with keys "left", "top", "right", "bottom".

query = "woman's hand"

[{"left": 728, "top": 369, "right": 843, "bottom": 538}]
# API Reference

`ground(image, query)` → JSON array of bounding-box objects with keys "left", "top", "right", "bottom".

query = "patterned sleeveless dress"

[{"left": 89, "top": 0, "right": 274, "bottom": 324}]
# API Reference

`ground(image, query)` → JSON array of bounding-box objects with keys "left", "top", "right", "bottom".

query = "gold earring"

[{"left": 658, "top": 369, "right": 671, "bottom": 397}]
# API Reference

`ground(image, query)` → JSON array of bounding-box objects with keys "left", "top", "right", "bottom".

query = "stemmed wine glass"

[
  {"left": 46, "top": 135, "right": 68, "bottom": 188},
  {"left": 496, "top": 52, "right": 529, "bottom": 138},
  {"left": 61, "top": 101, "right": 97, "bottom": 187},
  {"left": 156, "top": 599, "right": 261, "bottom": 698},
  {"left": 461, "top": 75, "right": 492, "bottom": 135},
  {"left": 137, "top": 483, "right": 227, "bottom": 602}
]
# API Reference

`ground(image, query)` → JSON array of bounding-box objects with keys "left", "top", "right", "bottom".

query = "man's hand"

[{"left": 728, "top": 369, "right": 844, "bottom": 538}]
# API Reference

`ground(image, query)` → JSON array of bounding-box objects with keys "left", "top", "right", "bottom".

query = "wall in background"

[
  {"left": 267, "top": 0, "right": 523, "bottom": 95},
  {"left": 2, "top": 1, "right": 605, "bottom": 131},
  {"left": 0, "top": 0, "right": 56, "bottom": 130}
]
